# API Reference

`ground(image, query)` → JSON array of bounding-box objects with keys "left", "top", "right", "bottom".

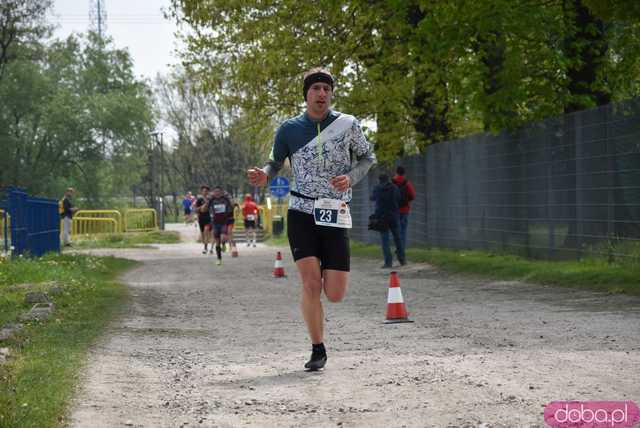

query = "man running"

[
  {"left": 242, "top": 194, "right": 259, "bottom": 247},
  {"left": 195, "top": 185, "right": 212, "bottom": 254},
  {"left": 248, "top": 67, "right": 376, "bottom": 371},
  {"left": 208, "top": 186, "right": 233, "bottom": 265}
]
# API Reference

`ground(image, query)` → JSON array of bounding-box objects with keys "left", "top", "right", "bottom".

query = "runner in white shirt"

[{"left": 248, "top": 67, "right": 376, "bottom": 371}]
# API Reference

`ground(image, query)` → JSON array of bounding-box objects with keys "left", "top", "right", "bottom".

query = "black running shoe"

[{"left": 304, "top": 352, "right": 327, "bottom": 371}]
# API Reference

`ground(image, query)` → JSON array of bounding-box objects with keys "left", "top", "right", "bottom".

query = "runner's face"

[{"left": 306, "top": 82, "right": 332, "bottom": 117}]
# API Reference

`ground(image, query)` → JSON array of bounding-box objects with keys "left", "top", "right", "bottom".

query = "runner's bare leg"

[
  {"left": 296, "top": 257, "right": 324, "bottom": 344},
  {"left": 296, "top": 258, "right": 348, "bottom": 343},
  {"left": 322, "top": 270, "right": 348, "bottom": 303}
]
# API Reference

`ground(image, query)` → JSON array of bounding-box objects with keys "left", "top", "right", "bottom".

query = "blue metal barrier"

[{"left": 1, "top": 187, "right": 60, "bottom": 257}]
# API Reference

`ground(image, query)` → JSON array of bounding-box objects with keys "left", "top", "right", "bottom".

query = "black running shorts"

[
  {"left": 212, "top": 223, "right": 227, "bottom": 238},
  {"left": 287, "top": 209, "right": 350, "bottom": 272},
  {"left": 198, "top": 217, "right": 210, "bottom": 232}
]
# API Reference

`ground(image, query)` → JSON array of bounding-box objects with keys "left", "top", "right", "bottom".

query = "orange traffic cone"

[
  {"left": 273, "top": 251, "right": 286, "bottom": 277},
  {"left": 384, "top": 271, "right": 413, "bottom": 324},
  {"left": 231, "top": 245, "right": 239, "bottom": 258}
]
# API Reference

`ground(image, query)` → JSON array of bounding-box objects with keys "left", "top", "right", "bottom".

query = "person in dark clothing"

[
  {"left": 207, "top": 186, "right": 233, "bottom": 265},
  {"left": 61, "top": 187, "right": 78, "bottom": 246},
  {"left": 196, "top": 185, "right": 212, "bottom": 254},
  {"left": 370, "top": 174, "right": 406, "bottom": 268},
  {"left": 222, "top": 190, "right": 238, "bottom": 253}
]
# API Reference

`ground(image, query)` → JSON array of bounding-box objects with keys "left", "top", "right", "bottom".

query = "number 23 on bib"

[{"left": 313, "top": 199, "right": 352, "bottom": 228}]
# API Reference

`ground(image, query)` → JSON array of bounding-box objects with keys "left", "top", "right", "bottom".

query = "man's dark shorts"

[
  {"left": 244, "top": 219, "right": 256, "bottom": 229},
  {"left": 287, "top": 209, "right": 350, "bottom": 272},
  {"left": 212, "top": 223, "right": 227, "bottom": 238}
]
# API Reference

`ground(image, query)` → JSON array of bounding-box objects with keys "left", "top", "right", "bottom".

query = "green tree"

[
  {"left": 169, "top": 0, "right": 640, "bottom": 160},
  {"left": 563, "top": 0, "right": 610, "bottom": 113},
  {"left": 583, "top": 0, "right": 640, "bottom": 22},
  {"left": 0, "top": 32, "right": 154, "bottom": 202},
  {"left": 0, "top": 0, "right": 51, "bottom": 82},
  {"left": 169, "top": 0, "right": 426, "bottom": 161},
  {"left": 153, "top": 70, "right": 270, "bottom": 202}
]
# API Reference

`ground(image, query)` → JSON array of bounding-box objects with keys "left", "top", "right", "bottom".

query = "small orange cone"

[
  {"left": 273, "top": 251, "right": 286, "bottom": 277},
  {"left": 384, "top": 271, "right": 413, "bottom": 324},
  {"left": 231, "top": 245, "right": 239, "bottom": 258}
]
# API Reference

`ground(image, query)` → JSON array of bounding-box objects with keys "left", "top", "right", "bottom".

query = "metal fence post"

[
  {"left": 546, "top": 125, "right": 556, "bottom": 259},
  {"left": 605, "top": 105, "right": 615, "bottom": 239},
  {"left": 575, "top": 113, "right": 584, "bottom": 259}
]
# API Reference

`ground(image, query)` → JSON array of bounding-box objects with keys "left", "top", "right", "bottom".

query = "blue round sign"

[{"left": 270, "top": 176, "right": 289, "bottom": 198}]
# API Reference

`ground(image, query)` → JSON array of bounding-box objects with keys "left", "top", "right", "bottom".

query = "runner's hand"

[
  {"left": 330, "top": 175, "right": 351, "bottom": 192},
  {"left": 247, "top": 167, "right": 268, "bottom": 187}
]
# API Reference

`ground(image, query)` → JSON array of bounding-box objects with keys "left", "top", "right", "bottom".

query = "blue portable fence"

[{"left": 1, "top": 187, "right": 60, "bottom": 257}]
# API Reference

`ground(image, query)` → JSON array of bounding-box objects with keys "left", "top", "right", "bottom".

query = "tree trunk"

[
  {"left": 563, "top": 0, "right": 610, "bottom": 114},
  {"left": 562, "top": 0, "right": 610, "bottom": 252},
  {"left": 408, "top": 3, "right": 449, "bottom": 149}
]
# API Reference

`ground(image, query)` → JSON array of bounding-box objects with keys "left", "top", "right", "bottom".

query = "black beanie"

[{"left": 303, "top": 71, "right": 334, "bottom": 100}]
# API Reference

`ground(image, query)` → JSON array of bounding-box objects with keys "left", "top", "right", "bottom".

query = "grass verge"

[
  {"left": 0, "top": 253, "right": 137, "bottom": 427},
  {"left": 72, "top": 230, "right": 181, "bottom": 249},
  {"left": 351, "top": 242, "right": 640, "bottom": 295}
]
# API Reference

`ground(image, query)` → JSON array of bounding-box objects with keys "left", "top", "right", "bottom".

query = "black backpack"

[{"left": 397, "top": 179, "right": 411, "bottom": 208}]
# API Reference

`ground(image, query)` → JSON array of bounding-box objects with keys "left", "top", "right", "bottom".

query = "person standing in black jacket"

[
  {"left": 61, "top": 187, "right": 78, "bottom": 247},
  {"left": 370, "top": 174, "right": 406, "bottom": 268}
]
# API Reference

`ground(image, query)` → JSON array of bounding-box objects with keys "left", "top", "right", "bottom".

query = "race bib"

[
  {"left": 246, "top": 214, "right": 256, "bottom": 221},
  {"left": 213, "top": 203, "right": 226, "bottom": 214},
  {"left": 313, "top": 199, "right": 352, "bottom": 228}
]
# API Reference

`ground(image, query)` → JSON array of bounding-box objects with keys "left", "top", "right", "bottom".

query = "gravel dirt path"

[{"left": 68, "top": 224, "right": 640, "bottom": 428}]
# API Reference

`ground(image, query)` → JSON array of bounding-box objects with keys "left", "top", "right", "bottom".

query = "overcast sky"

[{"left": 50, "top": 0, "right": 182, "bottom": 80}]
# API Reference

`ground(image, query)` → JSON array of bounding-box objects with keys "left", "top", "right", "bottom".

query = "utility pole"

[
  {"left": 149, "top": 135, "right": 155, "bottom": 213},
  {"left": 89, "top": 0, "right": 107, "bottom": 40},
  {"left": 159, "top": 132, "right": 164, "bottom": 209},
  {"left": 150, "top": 131, "right": 165, "bottom": 230}
]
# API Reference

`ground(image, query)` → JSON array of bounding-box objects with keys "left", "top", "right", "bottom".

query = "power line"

[
  {"left": 54, "top": 11, "right": 170, "bottom": 26},
  {"left": 59, "top": 14, "right": 165, "bottom": 17}
]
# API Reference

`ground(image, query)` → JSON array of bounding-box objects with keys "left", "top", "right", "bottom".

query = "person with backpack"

[
  {"left": 392, "top": 166, "right": 416, "bottom": 258},
  {"left": 370, "top": 174, "right": 406, "bottom": 268}
]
